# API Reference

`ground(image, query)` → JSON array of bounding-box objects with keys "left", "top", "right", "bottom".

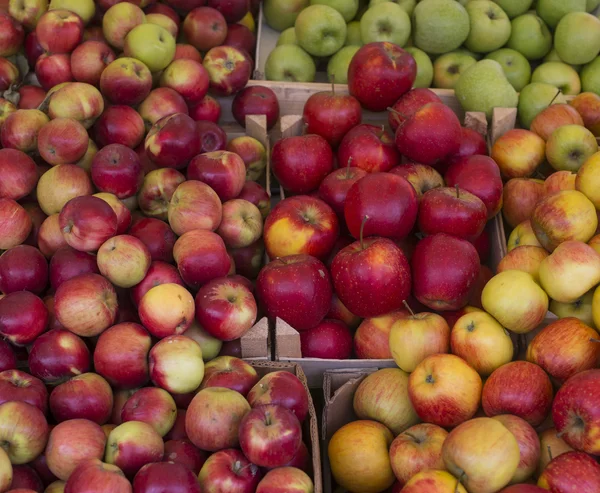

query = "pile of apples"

[
  {"left": 256, "top": 41, "right": 501, "bottom": 360},
  {"left": 0, "top": 358, "right": 315, "bottom": 493}
]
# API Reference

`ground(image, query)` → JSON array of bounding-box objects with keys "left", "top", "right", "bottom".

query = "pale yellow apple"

[
  {"left": 49, "top": 0, "right": 95, "bottom": 24},
  {"left": 442, "top": 418, "right": 520, "bottom": 493},
  {"left": 389, "top": 312, "right": 450, "bottom": 373},
  {"left": 507, "top": 220, "right": 544, "bottom": 252},
  {"left": 497, "top": 245, "right": 549, "bottom": 282},
  {"left": 146, "top": 13, "right": 178, "bottom": 39},
  {"left": 589, "top": 234, "right": 600, "bottom": 255},
  {"left": 450, "top": 311, "right": 514, "bottom": 376},
  {"left": 576, "top": 151, "right": 600, "bottom": 209},
  {"left": 401, "top": 470, "right": 467, "bottom": 493},
  {"left": 482, "top": 270, "right": 549, "bottom": 334},
  {"left": 539, "top": 240, "right": 600, "bottom": 303},
  {"left": 102, "top": 2, "right": 146, "bottom": 50},
  {"left": 550, "top": 289, "right": 595, "bottom": 328}
]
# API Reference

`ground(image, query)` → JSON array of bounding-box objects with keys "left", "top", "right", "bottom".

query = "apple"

[
  {"left": 120, "top": 387, "right": 176, "bottom": 438},
  {"left": 50, "top": 373, "right": 113, "bottom": 425},
  {"left": 137, "top": 282, "right": 194, "bottom": 338},
  {"left": 99, "top": 57, "right": 152, "bottom": 106},
  {"left": 189, "top": 95, "right": 221, "bottom": 123},
  {"left": 36, "top": 9, "right": 83, "bottom": 54},
  {"left": 0, "top": 12, "right": 24, "bottom": 56},
  {"left": 0, "top": 149, "right": 38, "bottom": 201},
  {"left": 256, "top": 254, "right": 332, "bottom": 332},
  {"left": 389, "top": 163, "right": 444, "bottom": 201},
  {"left": 91, "top": 143, "right": 144, "bottom": 199},
  {"left": 136, "top": 169, "right": 185, "bottom": 221},
  {"left": 105, "top": 421, "right": 164, "bottom": 478},
  {"left": 17, "top": 86, "right": 46, "bottom": 110},
  {"left": 47, "top": 82, "right": 105, "bottom": 129},
  {"left": 163, "top": 438, "right": 207, "bottom": 473},
  {"left": 174, "top": 43, "right": 203, "bottom": 62},
  {"left": 299, "top": 319, "right": 352, "bottom": 359},
  {"left": 247, "top": 371, "right": 309, "bottom": 423},
  {"left": 271, "top": 134, "right": 334, "bottom": 194},
  {"left": 507, "top": 220, "right": 544, "bottom": 251},
  {"left": 538, "top": 428, "right": 574, "bottom": 476},
  {"left": 138, "top": 88, "right": 188, "bottom": 130},
  {"left": 130, "top": 261, "right": 183, "bottom": 306},
  {"left": 38, "top": 215, "right": 67, "bottom": 258},
  {"left": 133, "top": 461, "right": 201, "bottom": 493},
  {"left": 0, "top": 341, "right": 17, "bottom": 372},
  {"left": 200, "top": 356, "right": 259, "bottom": 396},
  {"left": 145, "top": 113, "right": 200, "bottom": 170},
  {"left": 576, "top": 152, "right": 600, "bottom": 209},
  {"left": 46, "top": 419, "right": 106, "bottom": 481},
  {"left": 149, "top": 335, "right": 204, "bottom": 395},
  {"left": 233, "top": 85, "right": 280, "bottom": 131},
  {"left": 255, "top": 467, "right": 312, "bottom": 493},
  {"left": 408, "top": 353, "right": 482, "bottom": 428},
  {"left": 0, "top": 200, "right": 32, "bottom": 251},
  {"left": 129, "top": 219, "right": 175, "bottom": 265},
  {"left": 167, "top": 179, "right": 223, "bottom": 237},
  {"left": 537, "top": 451, "right": 600, "bottom": 491},
  {"left": 36, "top": 164, "right": 93, "bottom": 216},
  {"left": 24, "top": 31, "right": 45, "bottom": 66},
  {"left": 28, "top": 330, "right": 90, "bottom": 385},
  {"left": 159, "top": 59, "right": 209, "bottom": 106},
  {"left": 0, "top": 291, "right": 48, "bottom": 346},
  {"left": 0, "top": 58, "right": 18, "bottom": 95},
  {"left": 196, "top": 121, "right": 227, "bottom": 153},
  {"left": 0, "top": 99, "right": 16, "bottom": 134},
  {"left": 48, "top": 246, "right": 98, "bottom": 292},
  {"left": 54, "top": 273, "right": 117, "bottom": 337},
  {"left": 491, "top": 129, "right": 546, "bottom": 179},
  {"left": 64, "top": 459, "right": 131, "bottom": 493},
  {"left": 389, "top": 423, "right": 448, "bottom": 487},
  {"left": 70, "top": 41, "right": 115, "bottom": 86},
  {"left": 337, "top": 124, "right": 400, "bottom": 173},
  {"left": 226, "top": 136, "right": 267, "bottom": 182},
  {"left": 1, "top": 109, "right": 49, "bottom": 154},
  {"left": 0, "top": 244, "right": 48, "bottom": 294},
  {"left": 0, "top": 401, "right": 48, "bottom": 465},
  {"left": 388, "top": 88, "right": 443, "bottom": 133},
  {"left": 203, "top": 46, "right": 251, "bottom": 96},
  {"left": 93, "top": 194, "right": 131, "bottom": 235},
  {"left": 348, "top": 41, "right": 416, "bottom": 111},
  {"left": 9, "top": 464, "right": 43, "bottom": 492},
  {"left": 93, "top": 106, "right": 145, "bottom": 150},
  {"left": 531, "top": 103, "right": 584, "bottom": 141},
  {"left": 401, "top": 470, "right": 467, "bottom": 493},
  {"left": 354, "top": 310, "right": 406, "bottom": 359},
  {"left": 0, "top": 370, "right": 47, "bottom": 415},
  {"left": 442, "top": 417, "right": 520, "bottom": 493},
  {"left": 102, "top": 2, "right": 145, "bottom": 50},
  {"left": 319, "top": 167, "right": 368, "bottom": 218},
  {"left": 183, "top": 7, "right": 227, "bottom": 52},
  {"left": 37, "top": 117, "right": 89, "bottom": 167},
  {"left": 96, "top": 234, "right": 151, "bottom": 289},
  {"left": 497, "top": 246, "right": 548, "bottom": 284},
  {"left": 502, "top": 178, "right": 545, "bottom": 229},
  {"left": 197, "top": 449, "right": 262, "bottom": 493},
  {"left": 123, "top": 22, "right": 175, "bottom": 73}
]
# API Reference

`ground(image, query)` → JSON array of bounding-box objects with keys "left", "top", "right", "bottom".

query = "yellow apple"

[
  {"left": 550, "top": 289, "right": 595, "bottom": 328},
  {"left": 592, "top": 284, "right": 600, "bottom": 330},
  {"left": 576, "top": 151, "right": 600, "bottom": 209},
  {"left": 539, "top": 240, "right": 600, "bottom": 303},
  {"left": 507, "top": 220, "right": 544, "bottom": 252},
  {"left": 491, "top": 129, "right": 546, "bottom": 179},
  {"left": 124, "top": 23, "right": 176, "bottom": 73},
  {"left": 544, "top": 170, "right": 576, "bottom": 197},
  {"left": 49, "top": 0, "right": 95, "bottom": 24},
  {"left": 450, "top": 311, "right": 514, "bottom": 376},
  {"left": 401, "top": 470, "right": 467, "bottom": 493},
  {"left": 496, "top": 245, "right": 549, "bottom": 282},
  {"left": 482, "top": 271, "right": 549, "bottom": 334}
]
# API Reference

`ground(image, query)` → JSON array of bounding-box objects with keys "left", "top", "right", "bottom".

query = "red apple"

[
  {"left": 0, "top": 149, "right": 38, "bottom": 201},
  {"left": 328, "top": 293, "right": 361, "bottom": 330},
  {"left": 1, "top": 109, "right": 49, "bottom": 154},
  {"left": 9, "top": 464, "right": 43, "bottom": 492},
  {"left": 0, "top": 199, "right": 32, "bottom": 251},
  {"left": 411, "top": 233, "right": 480, "bottom": 311},
  {"left": 23, "top": 202, "right": 47, "bottom": 251},
  {"left": 537, "top": 451, "right": 600, "bottom": 491},
  {"left": 247, "top": 371, "right": 309, "bottom": 422},
  {"left": 354, "top": 309, "right": 408, "bottom": 359},
  {"left": 145, "top": 113, "right": 200, "bottom": 170},
  {"left": 187, "top": 150, "right": 246, "bottom": 201},
  {"left": 121, "top": 387, "right": 176, "bottom": 437},
  {"left": 232, "top": 86, "right": 280, "bottom": 131},
  {"left": 160, "top": 58, "right": 209, "bottom": 104},
  {"left": 71, "top": 41, "right": 116, "bottom": 86},
  {"left": 64, "top": 459, "right": 131, "bottom": 493},
  {"left": 163, "top": 439, "right": 207, "bottom": 474},
  {"left": 94, "top": 105, "right": 145, "bottom": 149},
  {"left": 36, "top": 9, "right": 83, "bottom": 53},
  {"left": 138, "top": 87, "right": 188, "bottom": 130},
  {"left": 49, "top": 246, "right": 99, "bottom": 291},
  {"left": 91, "top": 144, "right": 143, "bottom": 199},
  {"left": 30, "top": 453, "right": 57, "bottom": 488},
  {"left": 217, "top": 198, "right": 262, "bottom": 248},
  {"left": 388, "top": 88, "right": 442, "bottom": 133},
  {"left": 100, "top": 57, "right": 152, "bottom": 106},
  {"left": 236, "top": 181, "right": 270, "bottom": 219},
  {"left": 183, "top": 7, "right": 227, "bottom": 52},
  {"left": 35, "top": 53, "right": 74, "bottom": 91},
  {"left": 319, "top": 167, "right": 367, "bottom": 219},
  {"left": 441, "top": 126, "right": 488, "bottom": 173},
  {"left": 198, "top": 449, "right": 262, "bottom": 493},
  {"left": 223, "top": 23, "right": 256, "bottom": 57},
  {"left": 131, "top": 261, "right": 184, "bottom": 305},
  {"left": 208, "top": 0, "right": 248, "bottom": 22},
  {"left": 132, "top": 461, "right": 201, "bottom": 493},
  {"left": 203, "top": 45, "right": 251, "bottom": 96},
  {"left": 300, "top": 319, "right": 352, "bottom": 359},
  {"left": 0, "top": 12, "right": 24, "bottom": 57},
  {"left": 189, "top": 95, "right": 221, "bottom": 123},
  {"left": 0, "top": 341, "right": 16, "bottom": 372},
  {"left": 59, "top": 196, "right": 118, "bottom": 252},
  {"left": 137, "top": 168, "right": 186, "bottom": 220},
  {"left": 200, "top": 356, "right": 259, "bottom": 396},
  {"left": 24, "top": 32, "right": 44, "bottom": 67},
  {"left": 174, "top": 43, "right": 203, "bottom": 62},
  {"left": 0, "top": 291, "right": 48, "bottom": 346},
  {"left": 38, "top": 214, "right": 68, "bottom": 258},
  {"left": 389, "top": 163, "right": 444, "bottom": 200},
  {"left": 37, "top": 117, "right": 89, "bottom": 166},
  {"left": 17, "top": 86, "right": 46, "bottom": 110},
  {"left": 0, "top": 370, "right": 47, "bottom": 414},
  {"left": 0, "top": 244, "right": 47, "bottom": 294},
  {"left": 0, "top": 401, "right": 49, "bottom": 465},
  {"left": 196, "top": 120, "right": 227, "bottom": 153}
]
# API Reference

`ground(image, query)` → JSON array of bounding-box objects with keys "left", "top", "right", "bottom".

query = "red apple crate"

[
  {"left": 267, "top": 107, "right": 507, "bottom": 387},
  {"left": 251, "top": 361, "right": 323, "bottom": 493}
]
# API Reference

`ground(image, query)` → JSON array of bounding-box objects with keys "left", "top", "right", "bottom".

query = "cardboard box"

[{"left": 250, "top": 361, "right": 322, "bottom": 493}]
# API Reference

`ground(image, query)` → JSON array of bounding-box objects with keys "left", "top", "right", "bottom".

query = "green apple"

[
  {"left": 554, "top": 12, "right": 600, "bottom": 65},
  {"left": 123, "top": 24, "right": 175, "bottom": 73},
  {"left": 518, "top": 82, "right": 567, "bottom": 129},
  {"left": 531, "top": 61, "right": 582, "bottom": 95},
  {"left": 464, "top": 0, "right": 512, "bottom": 54},
  {"left": 277, "top": 27, "right": 298, "bottom": 46},
  {"left": 581, "top": 56, "right": 600, "bottom": 93},
  {"left": 485, "top": 48, "right": 532, "bottom": 91},
  {"left": 433, "top": 52, "right": 477, "bottom": 89},
  {"left": 543, "top": 48, "right": 582, "bottom": 72},
  {"left": 453, "top": 48, "right": 483, "bottom": 60},
  {"left": 360, "top": 2, "right": 410, "bottom": 45},
  {"left": 327, "top": 45, "right": 361, "bottom": 83},
  {"left": 493, "top": 0, "right": 534, "bottom": 18},
  {"left": 311, "top": 0, "right": 359, "bottom": 22},
  {"left": 49, "top": 0, "right": 95, "bottom": 24},
  {"left": 295, "top": 4, "right": 347, "bottom": 57},
  {"left": 506, "top": 13, "right": 552, "bottom": 61},
  {"left": 588, "top": 0, "right": 600, "bottom": 12},
  {"left": 264, "top": 0, "right": 309, "bottom": 31},
  {"left": 368, "top": 0, "right": 416, "bottom": 15},
  {"left": 405, "top": 47, "right": 434, "bottom": 88},
  {"left": 546, "top": 124, "right": 598, "bottom": 172},
  {"left": 265, "top": 45, "right": 316, "bottom": 82},
  {"left": 345, "top": 21, "right": 362, "bottom": 45},
  {"left": 536, "top": 0, "right": 586, "bottom": 30},
  {"left": 413, "top": 0, "right": 470, "bottom": 54}
]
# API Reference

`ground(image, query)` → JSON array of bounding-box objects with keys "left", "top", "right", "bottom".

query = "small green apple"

[
  {"left": 277, "top": 27, "right": 298, "bottom": 46},
  {"left": 546, "top": 124, "right": 598, "bottom": 172},
  {"left": 485, "top": 48, "right": 532, "bottom": 91},
  {"left": 433, "top": 52, "right": 477, "bottom": 89},
  {"left": 295, "top": 4, "right": 347, "bottom": 57},
  {"left": 345, "top": 21, "right": 363, "bottom": 45},
  {"left": 311, "top": 0, "right": 359, "bottom": 22},
  {"left": 327, "top": 45, "right": 361, "bottom": 84},
  {"left": 360, "top": 2, "right": 411, "bottom": 45},
  {"left": 554, "top": 12, "right": 600, "bottom": 65},
  {"left": 506, "top": 13, "right": 552, "bottom": 61},
  {"left": 413, "top": 0, "right": 470, "bottom": 54},
  {"left": 518, "top": 82, "right": 567, "bottom": 129},
  {"left": 405, "top": 47, "right": 433, "bottom": 88},
  {"left": 123, "top": 24, "right": 175, "bottom": 73},
  {"left": 581, "top": 56, "right": 600, "bottom": 93},
  {"left": 536, "top": 0, "right": 586, "bottom": 30},
  {"left": 464, "top": 0, "right": 512, "bottom": 54},
  {"left": 493, "top": 0, "right": 534, "bottom": 18},
  {"left": 531, "top": 61, "right": 582, "bottom": 95},
  {"left": 265, "top": 45, "right": 316, "bottom": 82},
  {"left": 264, "top": 0, "right": 309, "bottom": 31}
]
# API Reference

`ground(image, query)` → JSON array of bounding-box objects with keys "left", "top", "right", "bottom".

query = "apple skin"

[
  {"left": 49, "top": 246, "right": 99, "bottom": 292},
  {"left": 36, "top": 163, "right": 94, "bottom": 217},
  {"left": 217, "top": 198, "right": 262, "bottom": 249},
  {"left": 183, "top": 6, "right": 227, "bottom": 52},
  {"left": 348, "top": 41, "right": 416, "bottom": 112},
  {"left": 503, "top": 178, "right": 545, "bottom": 229},
  {"left": 491, "top": 129, "right": 546, "bottom": 179},
  {"left": 0, "top": 341, "right": 17, "bottom": 372},
  {"left": 46, "top": 418, "right": 106, "bottom": 481},
  {"left": 411, "top": 233, "right": 480, "bottom": 312},
  {"left": 133, "top": 461, "right": 201, "bottom": 493},
  {"left": 38, "top": 214, "right": 68, "bottom": 258},
  {"left": 174, "top": 43, "right": 203, "bottom": 62},
  {"left": 0, "top": 291, "right": 48, "bottom": 346},
  {"left": 168, "top": 180, "right": 223, "bottom": 237},
  {"left": 49, "top": 373, "right": 113, "bottom": 425},
  {"left": 28, "top": 330, "right": 91, "bottom": 385},
  {"left": 388, "top": 88, "right": 443, "bottom": 133},
  {"left": 0, "top": 245, "right": 48, "bottom": 295},
  {"left": 47, "top": 82, "right": 105, "bottom": 130},
  {"left": 0, "top": 149, "right": 38, "bottom": 201},
  {"left": 500, "top": 486, "right": 546, "bottom": 493},
  {"left": 226, "top": 136, "right": 267, "bottom": 182},
  {"left": 337, "top": 124, "right": 400, "bottom": 174},
  {"left": 271, "top": 134, "right": 334, "bottom": 194},
  {"left": 94, "top": 105, "right": 145, "bottom": 149},
  {"left": 145, "top": 113, "right": 201, "bottom": 170},
  {"left": 232, "top": 85, "right": 280, "bottom": 131},
  {"left": 196, "top": 120, "right": 227, "bottom": 153},
  {"left": 538, "top": 428, "right": 574, "bottom": 476},
  {"left": 138, "top": 87, "right": 189, "bottom": 130},
  {"left": 531, "top": 104, "right": 584, "bottom": 142},
  {"left": 163, "top": 439, "right": 207, "bottom": 474},
  {"left": 121, "top": 387, "right": 176, "bottom": 437},
  {"left": 0, "top": 11, "right": 24, "bottom": 57},
  {"left": 24, "top": 31, "right": 45, "bottom": 66},
  {"left": 544, "top": 170, "right": 576, "bottom": 196},
  {"left": 223, "top": 23, "right": 255, "bottom": 54},
  {"left": 203, "top": 45, "right": 251, "bottom": 96},
  {"left": 187, "top": 150, "right": 246, "bottom": 202},
  {"left": 482, "top": 361, "right": 553, "bottom": 427},
  {"left": 354, "top": 310, "right": 407, "bottom": 359},
  {"left": 54, "top": 273, "right": 118, "bottom": 338},
  {"left": 137, "top": 168, "right": 186, "bottom": 221},
  {"left": 389, "top": 423, "right": 448, "bottom": 488},
  {"left": 299, "top": 319, "right": 353, "bottom": 359},
  {"left": 332, "top": 237, "right": 411, "bottom": 318},
  {"left": 138, "top": 283, "right": 194, "bottom": 339},
  {"left": 0, "top": 200, "right": 33, "bottom": 252},
  {"left": 185, "top": 387, "right": 250, "bottom": 451},
  {"left": 345, "top": 172, "right": 418, "bottom": 241},
  {"left": 255, "top": 467, "right": 313, "bottom": 493},
  {"left": 389, "top": 163, "right": 444, "bottom": 201},
  {"left": 263, "top": 195, "right": 339, "bottom": 260},
  {"left": 36, "top": 53, "right": 75, "bottom": 91},
  {"left": 0, "top": 401, "right": 49, "bottom": 465},
  {"left": 319, "top": 167, "right": 368, "bottom": 218},
  {"left": 247, "top": 371, "right": 309, "bottom": 423},
  {"left": 0, "top": 370, "right": 48, "bottom": 415},
  {"left": 17, "top": 86, "right": 46, "bottom": 110},
  {"left": 526, "top": 317, "right": 600, "bottom": 383},
  {"left": 91, "top": 144, "right": 143, "bottom": 200},
  {"left": 1, "top": 109, "right": 50, "bottom": 154},
  {"left": 160, "top": 58, "right": 209, "bottom": 104},
  {"left": 201, "top": 356, "right": 258, "bottom": 396},
  {"left": 408, "top": 353, "right": 482, "bottom": 428},
  {"left": 9, "top": 464, "right": 43, "bottom": 492},
  {"left": 189, "top": 95, "right": 221, "bottom": 123},
  {"left": 537, "top": 451, "right": 600, "bottom": 491},
  {"left": 100, "top": 57, "right": 152, "bottom": 106},
  {"left": 445, "top": 154, "right": 504, "bottom": 219},
  {"left": 71, "top": 41, "right": 116, "bottom": 86},
  {"left": 131, "top": 261, "right": 184, "bottom": 306},
  {"left": 401, "top": 470, "right": 467, "bottom": 493},
  {"left": 198, "top": 448, "right": 262, "bottom": 493},
  {"left": 101, "top": 2, "right": 146, "bottom": 50},
  {"left": 64, "top": 459, "right": 131, "bottom": 493},
  {"left": 328, "top": 293, "right": 361, "bottom": 331},
  {"left": 129, "top": 219, "right": 177, "bottom": 263},
  {"left": 173, "top": 229, "right": 231, "bottom": 290}
]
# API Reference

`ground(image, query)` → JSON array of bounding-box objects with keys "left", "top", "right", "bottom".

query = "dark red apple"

[
  {"left": 319, "top": 166, "right": 368, "bottom": 218},
  {"left": 131, "top": 261, "right": 185, "bottom": 306},
  {"left": 9, "top": 465, "right": 43, "bottom": 492},
  {"left": 163, "top": 439, "right": 208, "bottom": 474},
  {"left": 440, "top": 127, "right": 488, "bottom": 173},
  {"left": 196, "top": 120, "right": 227, "bottom": 153},
  {"left": 17, "top": 85, "right": 46, "bottom": 110},
  {"left": 300, "top": 319, "right": 353, "bottom": 359},
  {"left": 247, "top": 371, "right": 309, "bottom": 422},
  {"left": 337, "top": 124, "right": 400, "bottom": 173},
  {"left": 49, "top": 246, "right": 100, "bottom": 292},
  {"left": 145, "top": 113, "right": 201, "bottom": 169},
  {"left": 0, "top": 245, "right": 48, "bottom": 294},
  {"left": 0, "top": 291, "right": 48, "bottom": 346},
  {"left": 198, "top": 449, "right": 262, "bottom": 493},
  {"left": 223, "top": 24, "right": 256, "bottom": 57},
  {"left": 94, "top": 105, "right": 145, "bottom": 149},
  {"left": 0, "top": 340, "right": 17, "bottom": 372},
  {"left": 91, "top": 144, "right": 144, "bottom": 199},
  {"left": 232, "top": 85, "right": 279, "bottom": 131},
  {"left": 129, "top": 218, "right": 177, "bottom": 263},
  {"left": 189, "top": 95, "right": 221, "bottom": 123},
  {"left": 207, "top": 0, "right": 249, "bottom": 22},
  {"left": 133, "top": 461, "right": 201, "bottom": 493},
  {"left": 0, "top": 369, "right": 48, "bottom": 414}
]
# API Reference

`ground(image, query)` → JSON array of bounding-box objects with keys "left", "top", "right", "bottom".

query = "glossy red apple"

[
  {"left": 232, "top": 85, "right": 280, "bottom": 131},
  {"left": 35, "top": 53, "right": 74, "bottom": 91},
  {"left": 0, "top": 245, "right": 48, "bottom": 294},
  {"left": 0, "top": 370, "right": 48, "bottom": 414},
  {"left": 49, "top": 246, "right": 99, "bottom": 291},
  {"left": 133, "top": 461, "right": 201, "bottom": 493},
  {"left": 64, "top": 459, "right": 131, "bottom": 493},
  {"left": 300, "top": 319, "right": 353, "bottom": 359},
  {"left": 59, "top": 196, "right": 118, "bottom": 252},
  {"left": 388, "top": 88, "right": 442, "bottom": 132},
  {"left": 0, "top": 149, "right": 38, "bottom": 201},
  {"left": 145, "top": 113, "right": 201, "bottom": 170},
  {"left": 0, "top": 341, "right": 17, "bottom": 372},
  {"left": 196, "top": 121, "right": 227, "bottom": 153},
  {"left": 91, "top": 144, "right": 143, "bottom": 199},
  {"left": 0, "top": 199, "right": 33, "bottom": 252},
  {"left": 35, "top": 9, "right": 84, "bottom": 54},
  {"left": 94, "top": 105, "right": 145, "bottom": 149},
  {"left": 247, "top": 371, "right": 309, "bottom": 422},
  {"left": 183, "top": 6, "right": 228, "bottom": 52},
  {"left": 131, "top": 261, "right": 184, "bottom": 306},
  {"left": 71, "top": 41, "right": 116, "bottom": 86},
  {"left": 0, "top": 291, "right": 48, "bottom": 345},
  {"left": 198, "top": 449, "right": 262, "bottom": 493},
  {"left": 187, "top": 150, "right": 246, "bottom": 201},
  {"left": 163, "top": 439, "right": 207, "bottom": 474}
]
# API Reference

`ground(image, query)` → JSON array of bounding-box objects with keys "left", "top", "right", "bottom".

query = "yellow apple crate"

[{"left": 265, "top": 100, "right": 508, "bottom": 387}]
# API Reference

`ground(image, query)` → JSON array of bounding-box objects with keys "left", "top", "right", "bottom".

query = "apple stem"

[
  {"left": 590, "top": 338, "right": 600, "bottom": 343},
  {"left": 386, "top": 106, "right": 409, "bottom": 120},
  {"left": 276, "top": 257, "right": 288, "bottom": 265},
  {"left": 455, "top": 184, "right": 460, "bottom": 199},
  {"left": 403, "top": 431, "right": 420, "bottom": 443},
  {"left": 549, "top": 89, "right": 562, "bottom": 107},
  {"left": 359, "top": 216, "right": 369, "bottom": 250},
  {"left": 547, "top": 445, "right": 553, "bottom": 462},
  {"left": 346, "top": 157, "right": 353, "bottom": 179},
  {"left": 402, "top": 300, "right": 415, "bottom": 317}
]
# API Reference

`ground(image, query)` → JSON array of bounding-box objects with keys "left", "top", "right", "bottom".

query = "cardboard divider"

[{"left": 250, "top": 361, "right": 322, "bottom": 493}]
